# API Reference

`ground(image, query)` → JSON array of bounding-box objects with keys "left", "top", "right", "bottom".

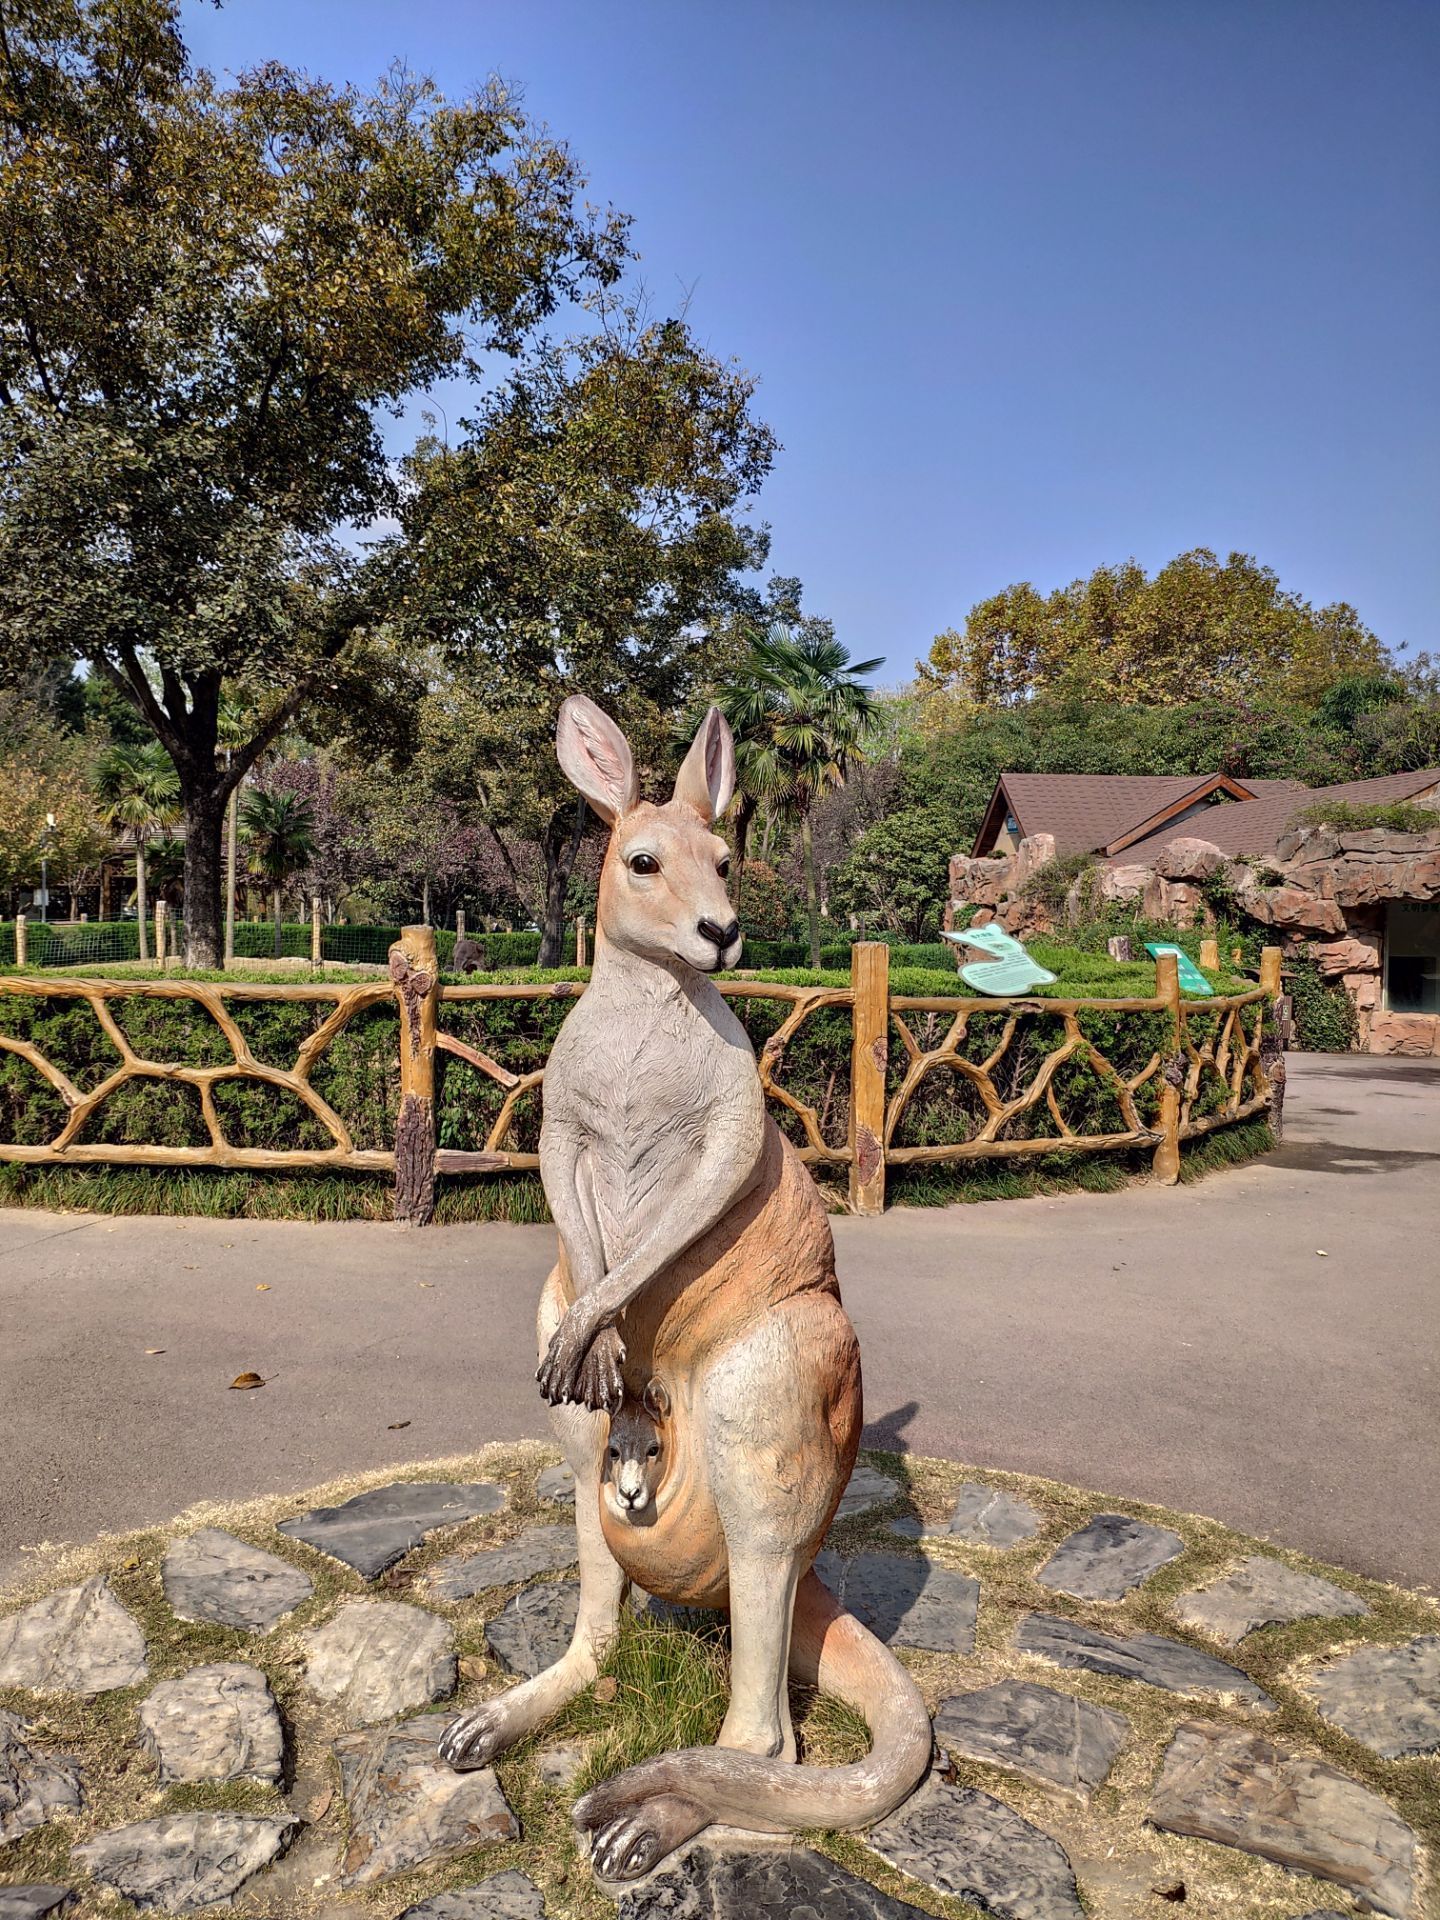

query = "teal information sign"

[
  {"left": 1144, "top": 943, "right": 1214, "bottom": 997},
  {"left": 943, "top": 926, "right": 1058, "bottom": 996}
]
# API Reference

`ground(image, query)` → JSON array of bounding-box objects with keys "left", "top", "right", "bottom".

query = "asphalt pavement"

[{"left": 2, "top": 1052, "right": 1436, "bottom": 1590}]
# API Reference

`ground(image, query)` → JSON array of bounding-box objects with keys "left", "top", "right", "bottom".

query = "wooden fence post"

[
  {"left": 154, "top": 899, "right": 166, "bottom": 967},
  {"left": 575, "top": 915, "right": 587, "bottom": 967},
  {"left": 1259, "top": 946, "right": 1282, "bottom": 996},
  {"left": 311, "top": 896, "right": 322, "bottom": 966},
  {"left": 14, "top": 914, "right": 26, "bottom": 967},
  {"left": 1152, "top": 948, "right": 1183, "bottom": 1186},
  {"left": 1257, "top": 945, "right": 1288, "bottom": 1138},
  {"left": 848, "top": 941, "right": 889, "bottom": 1215},
  {"left": 390, "top": 924, "right": 440, "bottom": 1225},
  {"left": 455, "top": 908, "right": 466, "bottom": 942},
  {"left": 1199, "top": 936, "right": 1219, "bottom": 971}
]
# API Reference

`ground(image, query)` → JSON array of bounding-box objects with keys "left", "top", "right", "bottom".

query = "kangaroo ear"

[
  {"left": 643, "top": 1378, "right": 671, "bottom": 1422},
  {"left": 673, "top": 706, "right": 735, "bottom": 823},
  {"left": 556, "top": 697, "right": 639, "bottom": 824}
]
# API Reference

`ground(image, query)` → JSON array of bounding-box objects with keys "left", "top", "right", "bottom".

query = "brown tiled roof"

[
  {"left": 1115, "top": 767, "right": 1440, "bottom": 864},
  {"left": 980, "top": 773, "right": 1273, "bottom": 858}
]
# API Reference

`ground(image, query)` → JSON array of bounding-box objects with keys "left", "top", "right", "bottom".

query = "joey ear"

[
  {"left": 556, "top": 696, "right": 639, "bottom": 824},
  {"left": 643, "top": 1378, "right": 671, "bottom": 1422},
  {"left": 673, "top": 706, "right": 736, "bottom": 823}
]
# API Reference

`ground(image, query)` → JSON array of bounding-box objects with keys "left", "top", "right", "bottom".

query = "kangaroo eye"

[
  {"left": 646, "top": 1444, "right": 660, "bottom": 1457},
  {"left": 717, "top": 858, "right": 731, "bottom": 879},
  {"left": 608, "top": 1446, "right": 619, "bottom": 1459},
  {"left": 628, "top": 852, "right": 660, "bottom": 876}
]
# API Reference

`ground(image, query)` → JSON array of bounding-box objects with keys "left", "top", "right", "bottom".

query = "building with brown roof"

[{"left": 952, "top": 767, "right": 1440, "bottom": 1056}]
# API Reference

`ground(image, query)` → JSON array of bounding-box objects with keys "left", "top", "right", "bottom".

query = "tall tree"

[
  {"left": 0, "top": 0, "right": 628, "bottom": 964},
  {"left": 920, "top": 550, "right": 1388, "bottom": 715},
  {"left": 398, "top": 312, "right": 774, "bottom": 964},
  {"left": 240, "top": 788, "right": 317, "bottom": 958},
  {"left": 717, "top": 624, "right": 880, "bottom": 966},
  {"left": 94, "top": 741, "right": 179, "bottom": 958}
]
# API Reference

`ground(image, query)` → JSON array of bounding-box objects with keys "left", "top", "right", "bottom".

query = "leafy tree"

[
  {"left": 94, "top": 741, "right": 180, "bottom": 957},
  {"left": 717, "top": 624, "right": 880, "bottom": 966},
  {"left": 397, "top": 312, "right": 774, "bottom": 964},
  {"left": 830, "top": 806, "right": 955, "bottom": 943},
  {"left": 0, "top": 0, "right": 629, "bottom": 966},
  {"left": 241, "top": 788, "right": 317, "bottom": 957},
  {"left": 0, "top": 706, "right": 109, "bottom": 911},
  {"left": 732, "top": 861, "right": 797, "bottom": 943},
  {"left": 920, "top": 550, "right": 1388, "bottom": 713}
]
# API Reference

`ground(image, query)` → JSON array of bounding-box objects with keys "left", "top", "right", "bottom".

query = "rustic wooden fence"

[{"left": 0, "top": 933, "right": 1283, "bottom": 1220}]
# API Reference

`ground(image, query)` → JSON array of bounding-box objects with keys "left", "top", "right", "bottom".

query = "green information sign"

[
  {"left": 1144, "top": 943, "right": 1214, "bottom": 997},
  {"left": 943, "top": 926, "right": 1058, "bottom": 996}
]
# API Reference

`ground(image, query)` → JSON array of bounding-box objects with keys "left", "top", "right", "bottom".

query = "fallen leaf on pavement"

[
  {"left": 229, "top": 1371, "right": 266, "bottom": 1390},
  {"left": 417, "top": 1281, "right": 434, "bottom": 1289},
  {"left": 255, "top": 1283, "right": 271, "bottom": 1291},
  {"left": 387, "top": 1420, "right": 411, "bottom": 1430},
  {"left": 144, "top": 1348, "right": 165, "bottom": 1356}
]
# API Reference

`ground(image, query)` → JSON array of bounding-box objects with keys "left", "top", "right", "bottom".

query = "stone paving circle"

[{"left": 0, "top": 1441, "right": 1435, "bottom": 1920}]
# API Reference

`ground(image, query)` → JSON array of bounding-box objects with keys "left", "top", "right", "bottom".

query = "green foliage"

[
  {"left": 1288, "top": 799, "right": 1438, "bottom": 835},
  {"left": 1018, "top": 851, "right": 1102, "bottom": 916},
  {"left": 829, "top": 805, "right": 954, "bottom": 942},
  {"left": 920, "top": 549, "right": 1387, "bottom": 711},
  {"left": 1286, "top": 959, "right": 1359, "bottom": 1053}
]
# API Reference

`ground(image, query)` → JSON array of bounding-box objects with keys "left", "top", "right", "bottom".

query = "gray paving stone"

[
  {"left": 161, "top": 1527, "right": 313, "bottom": 1632},
  {"left": 894, "top": 1483, "right": 1042, "bottom": 1549},
  {"left": 303, "top": 1600, "right": 455, "bottom": 1726},
  {"left": 1036, "top": 1514, "right": 1183, "bottom": 1601},
  {"left": 397, "top": 1870, "right": 548, "bottom": 1917},
  {"left": 814, "top": 1551, "right": 977, "bottom": 1652},
  {"left": 0, "top": 1577, "right": 147, "bottom": 1696},
  {"left": 423, "top": 1525, "right": 578, "bottom": 1602},
  {"left": 137, "top": 1662, "right": 284, "bottom": 1784},
  {"left": 1148, "top": 1719, "right": 1417, "bottom": 1919},
  {"left": 278, "top": 1481, "right": 506, "bottom": 1579},
  {"left": 1302, "top": 1634, "right": 1440, "bottom": 1759},
  {"left": 934, "top": 1680, "right": 1130, "bottom": 1799},
  {"left": 334, "top": 1714, "right": 517, "bottom": 1887},
  {"left": 536, "top": 1463, "right": 575, "bottom": 1505},
  {"left": 486, "top": 1581, "right": 580, "bottom": 1677},
  {"left": 0, "top": 1710, "right": 83, "bottom": 1845},
  {"left": 1017, "top": 1612, "right": 1274, "bottom": 1708},
  {"left": 618, "top": 1841, "right": 931, "bottom": 1917},
  {"left": 834, "top": 1462, "right": 901, "bottom": 1520},
  {"left": 73, "top": 1811, "right": 298, "bottom": 1913},
  {"left": 1172, "top": 1555, "right": 1368, "bottom": 1644},
  {"left": 0, "top": 1889, "right": 74, "bottom": 1919},
  {"left": 868, "top": 1776, "right": 1085, "bottom": 1920}
]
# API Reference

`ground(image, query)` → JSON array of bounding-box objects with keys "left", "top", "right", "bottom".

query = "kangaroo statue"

[{"left": 440, "top": 696, "right": 932, "bottom": 1881}]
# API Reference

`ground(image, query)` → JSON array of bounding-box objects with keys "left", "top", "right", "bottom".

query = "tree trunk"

[
  {"left": 179, "top": 777, "right": 228, "bottom": 970},
  {"left": 135, "top": 843, "right": 150, "bottom": 963},
  {"left": 801, "top": 810, "right": 822, "bottom": 968},
  {"left": 224, "top": 771, "right": 238, "bottom": 967},
  {"left": 272, "top": 885, "right": 283, "bottom": 959},
  {"left": 732, "top": 794, "right": 754, "bottom": 911},
  {"left": 537, "top": 800, "right": 587, "bottom": 968},
  {"left": 421, "top": 874, "right": 431, "bottom": 926}
]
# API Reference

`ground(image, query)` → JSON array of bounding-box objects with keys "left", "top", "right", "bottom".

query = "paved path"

[{"left": 2, "top": 1054, "right": 1436, "bottom": 1591}]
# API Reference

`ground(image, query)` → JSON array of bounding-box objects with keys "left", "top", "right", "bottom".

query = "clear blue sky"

[{"left": 183, "top": 0, "right": 1439, "bottom": 681}]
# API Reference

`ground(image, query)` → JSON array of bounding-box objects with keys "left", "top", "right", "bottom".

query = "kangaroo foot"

[
  {"left": 438, "top": 1698, "right": 517, "bottom": 1770},
  {"left": 580, "top": 1790, "right": 709, "bottom": 1882}
]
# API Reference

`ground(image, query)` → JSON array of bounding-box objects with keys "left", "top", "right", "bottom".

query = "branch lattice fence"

[{"left": 0, "top": 933, "right": 1283, "bottom": 1219}]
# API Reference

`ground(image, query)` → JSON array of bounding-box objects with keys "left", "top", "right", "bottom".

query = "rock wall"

[{"left": 945, "top": 823, "right": 1440, "bottom": 1056}]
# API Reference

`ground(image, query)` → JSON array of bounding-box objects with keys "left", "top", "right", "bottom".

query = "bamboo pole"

[
  {"left": 154, "top": 899, "right": 167, "bottom": 968},
  {"left": 575, "top": 914, "right": 587, "bottom": 967},
  {"left": 311, "top": 895, "right": 322, "bottom": 966},
  {"left": 390, "top": 924, "right": 440, "bottom": 1225},
  {"left": 848, "top": 941, "right": 889, "bottom": 1215},
  {"left": 1152, "top": 949, "right": 1183, "bottom": 1186},
  {"left": 14, "top": 915, "right": 26, "bottom": 968}
]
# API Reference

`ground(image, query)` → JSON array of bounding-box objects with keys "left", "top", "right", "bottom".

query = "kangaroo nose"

[{"left": 698, "top": 917, "right": 740, "bottom": 951}]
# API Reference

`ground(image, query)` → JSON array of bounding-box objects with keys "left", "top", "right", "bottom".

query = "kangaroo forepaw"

[
  {"left": 581, "top": 1791, "right": 709, "bottom": 1882},
  {"left": 438, "top": 1700, "right": 513, "bottom": 1770}
]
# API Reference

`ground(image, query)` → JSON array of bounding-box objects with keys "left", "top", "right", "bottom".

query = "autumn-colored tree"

[
  {"left": 0, "top": 709, "right": 110, "bottom": 910},
  {"left": 0, "top": 0, "right": 629, "bottom": 966},
  {"left": 920, "top": 551, "right": 1387, "bottom": 716}
]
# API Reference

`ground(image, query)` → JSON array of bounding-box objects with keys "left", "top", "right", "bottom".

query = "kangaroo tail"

[{"left": 573, "top": 1569, "right": 933, "bottom": 1851}]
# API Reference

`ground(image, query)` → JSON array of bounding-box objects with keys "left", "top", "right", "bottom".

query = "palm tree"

[
  {"left": 240, "top": 789, "right": 317, "bottom": 958},
  {"left": 94, "top": 743, "right": 181, "bottom": 963},
  {"left": 718, "top": 624, "right": 881, "bottom": 966}
]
